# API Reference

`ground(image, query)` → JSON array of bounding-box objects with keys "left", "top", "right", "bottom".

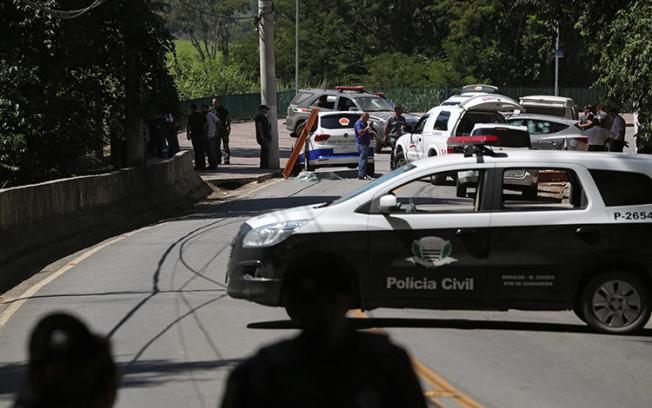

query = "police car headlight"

[{"left": 242, "top": 220, "right": 309, "bottom": 248}]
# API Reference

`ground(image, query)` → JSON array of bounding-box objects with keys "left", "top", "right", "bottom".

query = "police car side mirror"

[{"left": 378, "top": 194, "right": 397, "bottom": 212}]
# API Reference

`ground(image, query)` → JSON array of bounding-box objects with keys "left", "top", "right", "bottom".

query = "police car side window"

[
  {"left": 434, "top": 111, "right": 451, "bottom": 131},
  {"left": 501, "top": 168, "right": 586, "bottom": 211},
  {"left": 590, "top": 170, "right": 652, "bottom": 206},
  {"left": 389, "top": 170, "right": 483, "bottom": 214}
]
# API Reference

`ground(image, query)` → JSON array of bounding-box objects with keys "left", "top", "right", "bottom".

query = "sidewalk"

[{"left": 179, "top": 119, "right": 294, "bottom": 189}]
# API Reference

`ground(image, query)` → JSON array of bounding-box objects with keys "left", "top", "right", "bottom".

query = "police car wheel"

[
  {"left": 366, "top": 162, "right": 375, "bottom": 177},
  {"left": 580, "top": 271, "right": 651, "bottom": 334},
  {"left": 394, "top": 151, "right": 406, "bottom": 168}
]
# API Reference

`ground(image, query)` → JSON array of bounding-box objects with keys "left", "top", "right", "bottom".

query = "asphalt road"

[{"left": 1, "top": 152, "right": 651, "bottom": 408}]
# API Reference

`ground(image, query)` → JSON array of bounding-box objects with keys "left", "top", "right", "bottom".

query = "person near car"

[
  {"left": 187, "top": 103, "right": 208, "bottom": 170},
  {"left": 355, "top": 112, "right": 372, "bottom": 180},
  {"left": 164, "top": 113, "right": 180, "bottom": 157},
  {"left": 385, "top": 106, "right": 407, "bottom": 167},
  {"left": 607, "top": 106, "right": 626, "bottom": 152},
  {"left": 579, "top": 105, "right": 595, "bottom": 129},
  {"left": 255, "top": 105, "right": 272, "bottom": 169},
  {"left": 586, "top": 117, "right": 612, "bottom": 151},
  {"left": 212, "top": 98, "right": 231, "bottom": 164},
  {"left": 205, "top": 106, "right": 220, "bottom": 169},
  {"left": 220, "top": 254, "right": 427, "bottom": 408}
]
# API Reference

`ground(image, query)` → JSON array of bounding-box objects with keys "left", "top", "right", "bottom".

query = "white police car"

[
  {"left": 292, "top": 111, "right": 375, "bottom": 176},
  {"left": 227, "top": 147, "right": 652, "bottom": 334}
]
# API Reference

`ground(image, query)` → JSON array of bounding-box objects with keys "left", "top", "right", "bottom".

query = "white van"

[
  {"left": 519, "top": 95, "right": 579, "bottom": 120},
  {"left": 393, "top": 93, "right": 522, "bottom": 168}
]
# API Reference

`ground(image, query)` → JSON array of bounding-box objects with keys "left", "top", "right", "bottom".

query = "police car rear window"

[
  {"left": 320, "top": 114, "right": 359, "bottom": 129},
  {"left": 590, "top": 170, "right": 652, "bottom": 206},
  {"left": 471, "top": 128, "right": 530, "bottom": 148},
  {"left": 291, "top": 92, "right": 314, "bottom": 106}
]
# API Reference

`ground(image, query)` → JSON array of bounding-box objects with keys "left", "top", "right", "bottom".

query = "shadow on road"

[
  {"left": 0, "top": 358, "right": 243, "bottom": 398},
  {"left": 247, "top": 317, "right": 652, "bottom": 337}
]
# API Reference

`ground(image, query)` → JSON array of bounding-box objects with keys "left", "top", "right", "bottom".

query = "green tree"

[
  {"left": 0, "top": 0, "right": 177, "bottom": 186},
  {"left": 165, "top": 0, "right": 249, "bottom": 62},
  {"left": 596, "top": 0, "right": 652, "bottom": 140}
]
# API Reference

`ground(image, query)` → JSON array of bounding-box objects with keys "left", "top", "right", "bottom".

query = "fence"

[{"left": 182, "top": 86, "right": 602, "bottom": 121}]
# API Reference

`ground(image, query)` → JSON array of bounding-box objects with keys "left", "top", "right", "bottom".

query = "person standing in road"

[
  {"left": 586, "top": 117, "right": 612, "bottom": 151},
  {"left": 255, "top": 105, "right": 272, "bottom": 169},
  {"left": 607, "top": 106, "right": 626, "bottom": 152},
  {"left": 385, "top": 106, "right": 407, "bottom": 167},
  {"left": 355, "top": 112, "right": 373, "bottom": 180},
  {"left": 187, "top": 103, "right": 208, "bottom": 170},
  {"left": 205, "top": 106, "right": 220, "bottom": 170},
  {"left": 213, "top": 98, "right": 231, "bottom": 164},
  {"left": 220, "top": 254, "right": 427, "bottom": 408}
]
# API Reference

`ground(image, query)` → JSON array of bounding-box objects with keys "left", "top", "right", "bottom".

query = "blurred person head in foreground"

[
  {"left": 14, "top": 312, "right": 117, "bottom": 408},
  {"left": 220, "top": 253, "right": 427, "bottom": 408}
]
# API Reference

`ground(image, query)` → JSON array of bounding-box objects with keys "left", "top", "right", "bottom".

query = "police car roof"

[{"left": 413, "top": 150, "right": 652, "bottom": 174}]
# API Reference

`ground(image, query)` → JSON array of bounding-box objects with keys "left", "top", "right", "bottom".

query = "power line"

[{"left": 19, "top": 0, "right": 110, "bottom": 19}]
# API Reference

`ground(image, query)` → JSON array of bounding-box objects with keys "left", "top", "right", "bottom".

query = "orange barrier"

[{"left": 282, "top": 108, "right": 320, "bottom": 178}]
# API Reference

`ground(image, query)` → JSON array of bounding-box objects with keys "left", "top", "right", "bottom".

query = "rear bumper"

[{"left": 299, "top": 147, "right": 375, "bottom": 165}]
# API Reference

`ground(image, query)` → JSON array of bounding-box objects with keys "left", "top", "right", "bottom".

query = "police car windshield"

[
  {"left": 332, "top": 164, "right": 416, "bottom": 205},
  {"left": 353, "top": 96, "right": 394, "bottom": 112}
]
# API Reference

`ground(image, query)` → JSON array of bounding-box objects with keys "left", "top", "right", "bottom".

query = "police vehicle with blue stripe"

[
  {"left": 291, "top": 111, "right": 376, "bottom": 176},
  {"left": 228, "top": 142, "right": 652, "bottom": 334}
]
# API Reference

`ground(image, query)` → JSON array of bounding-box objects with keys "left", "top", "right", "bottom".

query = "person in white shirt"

[
  {"left": 205, "top": 105, "right": 220, "bottom": 169},
  {"left": 607, "top": 106, "right": 626, "bottom": 152},
  {"left": 586, "top": 117, "right": 612, "bottom": 151}
]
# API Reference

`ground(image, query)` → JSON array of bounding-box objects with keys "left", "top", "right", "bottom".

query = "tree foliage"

[
  {"left": 0, "top": 0, "right": 177, "bottom": 187},
  {"left": 596, "top": 0, "right": 652, "bottom": 140},
  {"left": 165, "top": 0, "right": 249, "bottom": 62}
]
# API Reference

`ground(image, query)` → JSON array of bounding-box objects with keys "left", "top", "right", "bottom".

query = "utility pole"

[
  {"left": 295, "top": 0, "right": 299, "bottom": 92},
  {"left": 554, "top": 22, "right": 560, "bottom": 97},
  {"left": 258, "top": 0, "right": 279, "bottom": 168},
  {"left": 124, "top": 0, "right": 144, "bottom": 167}
]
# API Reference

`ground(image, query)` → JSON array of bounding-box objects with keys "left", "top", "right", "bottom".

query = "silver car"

[{"left": 507, "top": 114, "right": 587, "bottom": 150}]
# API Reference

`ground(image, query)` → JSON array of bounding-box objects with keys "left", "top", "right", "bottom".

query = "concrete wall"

[{"left": 0, "top": 151, "right": 212, "bottom": 289}]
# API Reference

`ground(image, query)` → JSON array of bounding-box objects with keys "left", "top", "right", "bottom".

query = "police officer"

[
  {"left": 385, "top": 106, "right": 407, "bottom": 168},
  {"left": 255, "top": 105, "right": 272, "bottom": 168},
  {"left": 220, "top": 253, "right": 427, "bottom": 408}
]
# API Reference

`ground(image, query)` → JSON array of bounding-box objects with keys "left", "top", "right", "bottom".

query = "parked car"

[
  {"left": 393, "top": 93, "right": 522, "bottom": 169},
  {"left": 227, "top": 149, "right": 652, "bottom": 334},
  {"left": 507, "top": 113, "right": 587, "bottom": 150},
  {"left": 519, "top": 95, "right": 579, "bottom": 120},
  {"left": 286, "top": 86, "right": 419, "bottom": 153},
  {"left": 291, "top": 111, "right": 375, "bottom": 176},
  {"left": 450, "top": 125, "right": 535, "bottom": 198}
]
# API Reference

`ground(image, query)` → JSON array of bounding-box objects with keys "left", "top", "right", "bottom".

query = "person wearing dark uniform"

[
  {"left": 607, "top": 105, "right": 626, "bottom": 152},
  {"left": 187, "top": 103, "right": 207, "bottom": 170},
  {"left": 385, "top": 106, "right": 407, "bottom": 167},
  {"left": 220, "top": 254, "right": 427, "bottom": 408},
  {"left": 212, "top": 98, "right": 231, "bottom": 164},
  {"left": 255, "top": 105, "right": 272, "bottom": 169}
]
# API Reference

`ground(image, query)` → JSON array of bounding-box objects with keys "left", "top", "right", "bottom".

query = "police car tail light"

[
  {"left": 447, "top": 135, "right": 501, "bottom": 145},
  {"left": 314, "top": 134, "right": 331, "bottom": 142}
]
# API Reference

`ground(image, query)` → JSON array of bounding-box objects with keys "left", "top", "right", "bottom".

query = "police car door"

[
  {"left": 486, "top": 164, "right": 607, "bottom": 305},
  {"left": 406, "top": 114, "right": 429, "bottom": 162},
  {"left": 365, "top": 165, "right": 493, "bottom": 307}
]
